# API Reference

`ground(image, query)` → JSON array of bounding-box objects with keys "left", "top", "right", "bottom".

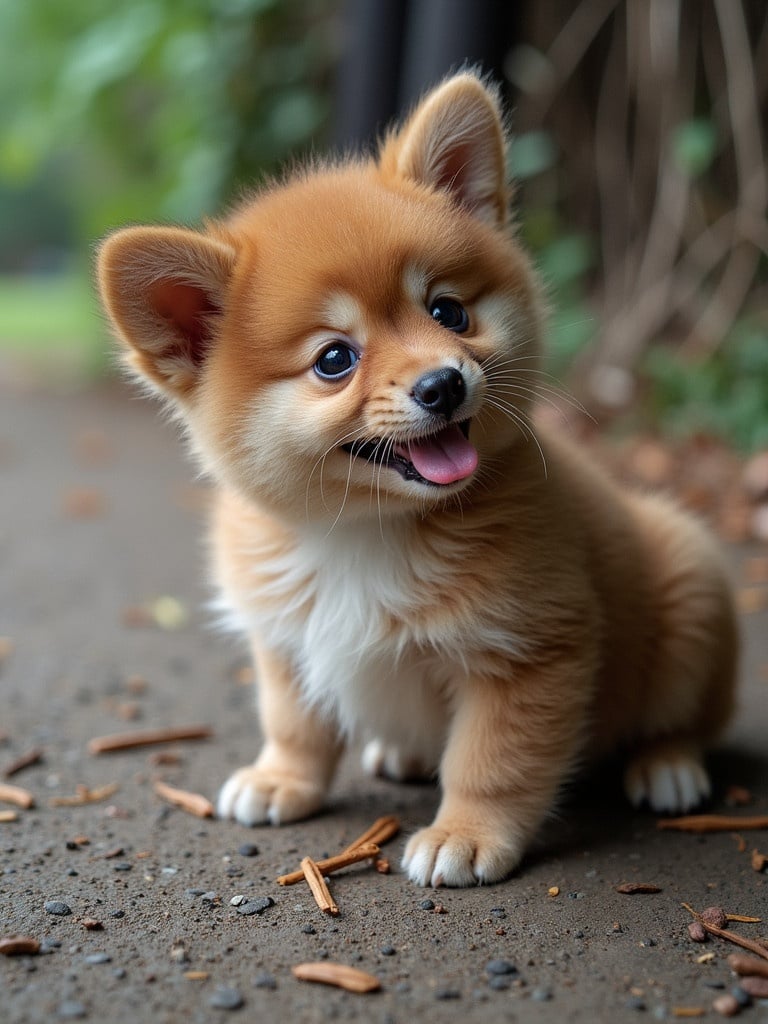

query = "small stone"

[
  {"left": 639, "top": 938, "right": 657, "bottom": 948},
  {"left": 112, "top": 862, "right": 132, "bottom": 872},
  {"left": 57, "top": 1001, "right": 87, "bottom": 1019},
  {"left": 185, "top": 888, "right": 206, "bottom": 898},
  {"left": 419, "top": 899, "right": 434, "bottom": 910},
  {"left": 45, "top": 901, "right": 72, "bottom": 917},
  {"left": 200, "top": 891, "right": 219, "bottom": 903},
  {"left": 688, "top": 922, "right": 708, "bottom": 943},
  {"left": 380, "top": 945, "right": 396, "bottom": 956},
  {"left": 301, "top": 925, "right": 316, "bottom": 935},
  {"left": 109, "top": 910, "right": 125, "bottom": 919},
  {"left": 84, "top": 952, "right": 111, "bottom": 964},
  {"left": 488, "top": 976, "right": 511, "bottom": 991},
  {"left": 485, "top": 959, "right": 517, "bottom": 976},
  {"left": 209, "top": 986, "right": 244, "bottom": 1010},
  {"left": 731, "top": 986, "right": 752, "bottom": 1008},
  {"left": 238, "top": 843, "right": 259, "bottom": 857},
  {"left": 235, "top": 897, "right": 274, "bottom": 916},
  {"left": 712, "top": 994, "right": 741, "bottom": 1017},
  {"left": 113, "top": 967, "right": 127, "bottom": 979},
  {"left": 626, "top": 996, "right": 646, "bottom": 1011},
  {"left": 253, "top": 971, "right": 277, "bottom": 990},
  {"left": 435, "top": 987, "right": 461, "bottom": 1000},
  {"left": 531, "top": 987, "right": 553, "bottom": 1002},
  {"left": 230, "top": 895, "right": 247, "bottom": 907},
  {"left": 739, "top": 976, "right": 768, "bottom": 998}
]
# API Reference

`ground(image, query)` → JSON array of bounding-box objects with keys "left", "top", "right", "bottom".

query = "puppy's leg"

[
  {"left": 218, "top": 644, "right": 343, "bottom": 826},
  {"left": 403, "top": 658, "right": 592, "bottom": 886},
  {"left": 624, "top": 737, "right": 711, "bottom": 813}
]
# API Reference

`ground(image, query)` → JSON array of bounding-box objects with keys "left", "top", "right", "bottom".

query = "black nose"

[{"left": 411, "top": 367, "right": 466, "bottom": 420}]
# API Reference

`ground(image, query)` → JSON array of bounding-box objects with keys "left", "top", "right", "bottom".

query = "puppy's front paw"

[
  {"left": 217, "top": 766, "right": 325, "bottom": 826},
  {"left": 402, "top": 824, "right": 521, "bottom": 887}
]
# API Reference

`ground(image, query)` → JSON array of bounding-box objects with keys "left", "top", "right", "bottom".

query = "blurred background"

[{"left": 0, "top": 0, "right": 766, "bottom": 451}]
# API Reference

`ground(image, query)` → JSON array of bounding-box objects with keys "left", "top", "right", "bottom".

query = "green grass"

[{"left": 0, "top": 271, "right": 110, "bottom": 379}]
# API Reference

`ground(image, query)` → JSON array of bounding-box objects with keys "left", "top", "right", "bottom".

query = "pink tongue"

[{"left": 399, "top": 424, "right": 478, "bottom": 485}]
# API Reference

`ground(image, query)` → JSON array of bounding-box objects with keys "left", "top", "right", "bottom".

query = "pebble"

[
  {"left": 45, "top": 901, "right": 72, "bottom": 917},
  {"left": 112, "top": 862, "right": 132, "bottom": 872},
  {"left": 381, "top": 945, "right": 396, "bottom": 956},
  {"left": 112, "top": 967, "right": 127, "bottom": 979},
  {"left": 419, "top": 899, "right": 435, "bottom": 910},
  {"left": 230, "top": 895, "right": 248, "bottom": 907},
  {"left": 639, "top": 938, "right": 657, "bottom": 948},
  {"left": 84, "top": 953, "right": 111, "bottom": 965},
  {"left": 201, "top": 891, "right": 219, "bottom": 903},
  {"left": 713, "top": 993, "right": 742, "bottom": 1017},
  {"left": 488, "top": 976, "right": 511, "bottom": 991},
  {"left": 485, "top": 959, "right": 517, "bottom": 976},
  {"left": 253, "top": 971, "right": 277, "bottom": 990},
  {"left": 235, "top": 897, "right": 274, "bottom": 916},
  {"left": 57, "top": 1001, "right": 87, "bottom": 1019},
  {"left": 531, "top": 987, "right": 553, "bottom": 1002},
  {"left": 185, "top": 888, "right": 207, "bottom": 898},
  {"left": 731, "top": 986, "right": 752, "bottom": 1008},
  {"left": 626, "top": 996, "right": 647, "bottom": 1011},
  {"left": 110, "top": 910, "right": 125, "bottom": 919},
  {"left": 238, "top": 843, "right": 259, "bottom": 857},
  {"left": 209, "top": 986, "right": 244, "bottom": 1010},
  {"left": 301, "top": 925, "right": 316, "bottom": 935},
  {"left": 435, "top": 987, "right": 461, "bottom": 1000}
]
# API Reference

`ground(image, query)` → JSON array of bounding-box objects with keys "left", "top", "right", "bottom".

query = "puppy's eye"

[
  {"left": 429, "top": 297, "right": 469, "bottom": 333},
  {"left": 314, "top": 343, "right": 359, "bottom": 380}
]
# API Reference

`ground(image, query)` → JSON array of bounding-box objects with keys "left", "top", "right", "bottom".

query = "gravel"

[
  {"left": 84, "top": 953, "right": 111, "bottom": 965},
  {"left": 235, "top": 897, "right": 274, "bottom": 916},
  {"left": 56, "top": 1001, "right": 87, "bottom": 1019},
  {"left": 237, "top": 843, "right": 259, "bottom": 857},
  {"left": 485, "top": 959, "right": 517, "bottom": 976},
  {"left": 209, "top": 986, "right": 244, "bottom": 1010}
]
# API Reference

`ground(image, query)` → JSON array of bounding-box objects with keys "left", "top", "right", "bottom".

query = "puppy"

[{"left": 97, "top": 72, "right": 738, "bottom": 886}]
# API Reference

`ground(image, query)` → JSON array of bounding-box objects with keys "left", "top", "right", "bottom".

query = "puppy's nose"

[{"left": 411, "top": 367, "right": 466, "bottom": 420}]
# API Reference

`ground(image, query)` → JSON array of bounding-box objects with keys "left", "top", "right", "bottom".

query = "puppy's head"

[{"left": 98, "top": 72, "right": 542, "bottom": 523}]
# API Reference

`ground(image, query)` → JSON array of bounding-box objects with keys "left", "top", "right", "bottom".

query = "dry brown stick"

[
  {"left": 88, "top": 725, "right": 212, "bottom": 754},
  {"left": 301, "top": 857, "right": 340, "bottom": 916},
  {"left": 291, "top": 961, "right": 381, "bottom": 993},
  {"left": 276, "top": 843, "right": 381, "bottom": 886},
  {"left": 658, "top": 814, "right": 768, "bottom": 833},
  {"left": 0, "top": 782, "right": 34, "bottom": 809},
  {"left": 340, "top": 815, "right": 400, "bottom": 855},
  {"left": 153, "top": 780, "right": 214, "bottom": 818},
  {"left": 3, "top": 748, "right": 43, "bottom": 778},
  {"left": 728, "top": 953, "right": 768, "bottom": 979},
  {"left": 682, "top": 904, "right": 768, "bottom": 962},
  {"left": 49, "top": 783, "right": 119, "bottom": 807}
]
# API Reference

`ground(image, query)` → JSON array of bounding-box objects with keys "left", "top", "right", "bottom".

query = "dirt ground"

[{"left": 1, "top": 379, "right": 767, "bottom": 1024}]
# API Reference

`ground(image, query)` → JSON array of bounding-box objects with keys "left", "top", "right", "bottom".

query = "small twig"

[
  {"left": 3, "top": 748, "right": 43, "bottom": 778},
  {"left": 276, "top": 843, "right": 381, "bottom": 886},
  {"left": 682, "top": 904, "right": 768, "bottom": 962},
  {"left": 0, "top": 782, "right": 35, "bottom": 809},
  {"left": 341, "top": 815, "right": 400, "bottom": 855},
  {"left": 49, "top": 783, "right": 118, "bottom": 807},
  {"left": 301, "top": 857, "right": 340, "bottom": 916},
  {"left": 153, "top": 780, "right": 214, "bottom": 818},
  {"left": 88, "top": 725, "right": 212, "bottom": 754},
  {"left": 658, "top": 814, "right": 768, "bottom": 833}
]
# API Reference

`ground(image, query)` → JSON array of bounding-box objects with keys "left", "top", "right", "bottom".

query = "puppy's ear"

[
  {"left": 97, "top": 226, "right": 236, "bottom": 400},
  {"left": 380, "top": 72, "right": 508, "bottom": 226}
]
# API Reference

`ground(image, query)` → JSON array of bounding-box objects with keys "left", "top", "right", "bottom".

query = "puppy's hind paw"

[
  {"left": 624, "top": 748, "right": 711, "bottom": 814},
  {"left": 361, "top": 738, "right": 435, "bottom": 783},
  {"left": 217, "top": 765, "right": 325, "bottom": 827}
]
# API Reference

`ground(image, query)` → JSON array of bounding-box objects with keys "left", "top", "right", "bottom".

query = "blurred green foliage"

[{"left": 0, "top": 0, "right": 338, "bottom": 267}]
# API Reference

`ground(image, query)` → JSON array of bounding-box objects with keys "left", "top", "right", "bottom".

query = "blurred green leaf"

[
  {"left": 672, "top": 119, "right": 717, "bottom": 178},
  {"left": 509, "top": 131, "right": 557, "bottom": 180}
]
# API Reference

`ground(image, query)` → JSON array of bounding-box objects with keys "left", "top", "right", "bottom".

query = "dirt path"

[{"left": 1, "top": 382, "right": 766, "bottom": 1023}]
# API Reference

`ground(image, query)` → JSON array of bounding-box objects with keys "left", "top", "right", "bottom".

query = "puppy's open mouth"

[{"left": 342, "top": 420, "right": 478, "bottom": 487}]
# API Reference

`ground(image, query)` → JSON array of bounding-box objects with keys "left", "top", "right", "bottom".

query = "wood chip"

[
  {"left": 276, "top": 842, "right": 381, "bottom": 886},
  {"left": 658, "top": 814, "right": 768, "bottom": 833},
  {"left": 0, "top": 936, "right": 40, "bottom": 956},
  {"left": 153, "top": 780, "right": 214, "bottom": 818},
  {"left": 731, "top": 833, "right": 747, "bottom": 853},
  {"left": 616, "top": 882, "right": 662, "bottom": 894},
  {"left": 3, "top": 747, "right": 43, "bottom": 778},
  {"left": 751, "top": 849, "right": 767, "bottom": 872},
  {"left": 0, "top": 810, "right": 18, "bottom": 822},
  {"left": 727, "top": 953, "right": 768, "bottom": 979},
  {"left": 301, "top": 857, "right": 339, "bottom": 916},
  {"left": 80, "top": 918, "right": 103, "bottom": 931},
  {"left": 671, "top": 1009, "right": 705, "bottom": 1019},
  {"left": 0, "top": 782, "right": 35, "bottom": 809},
  {"left": 291, "top": 962, "right": 381, "bottom": 993},
  {"left": 49, "top": 783, "right": 118, "bottom": 807},
  {"left": 183, "top": 971, "right": 210, "bottom": 981},
  {"left": 374, "top": 858, "right": 390, "bottom": 874},
  {"left": 88, "top": 725, "right": 212, "bottom": 754},
  {"left": 548, "top": 886, "right": 560, "bottom": 897}
]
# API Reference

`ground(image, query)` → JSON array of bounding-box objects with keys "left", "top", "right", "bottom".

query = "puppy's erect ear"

[
  {"left": 380, "top": 72, "right": 508, "bottom": 226},
  {"left": 97, "top": 226, "right": 236, "bottom": 400}
]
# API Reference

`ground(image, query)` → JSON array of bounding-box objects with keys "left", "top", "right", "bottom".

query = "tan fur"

[{"left": 97, "top": 72, "right": 738, "bottom": 886}]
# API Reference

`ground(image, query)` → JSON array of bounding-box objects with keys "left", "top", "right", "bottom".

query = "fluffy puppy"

[{"left": 97, "top": 72, "right": 738, "bottom": 887}]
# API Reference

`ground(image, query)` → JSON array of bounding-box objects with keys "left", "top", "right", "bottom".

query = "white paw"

[
  {"left": 361, "top": 738, "right": 435, "bottom": 782},
  {"left": 624, "top": 754, "right": 711, "bottom": 813},
  {"left": 402, "top": 825, "right": 521, "bottom": 887},
  {"left": 217, "top": 766, "right": 325, "bottom": 826}
]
